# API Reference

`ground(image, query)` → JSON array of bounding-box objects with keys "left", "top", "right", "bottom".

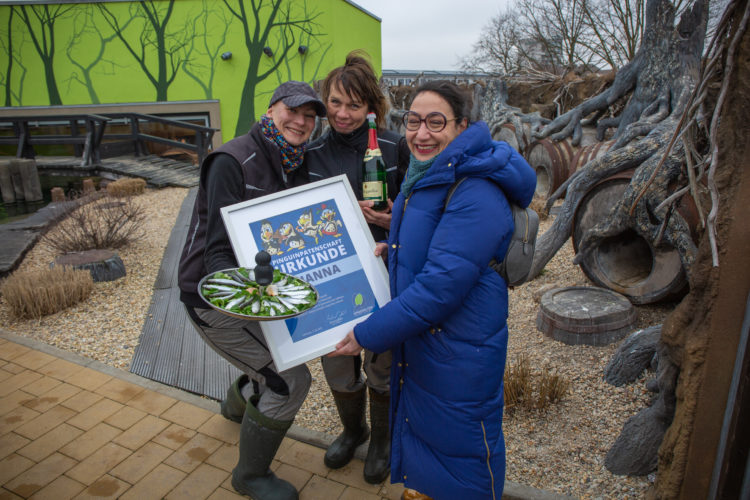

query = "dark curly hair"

[{"left": 411, "top": 80, "right": 472, "bottom": 126}]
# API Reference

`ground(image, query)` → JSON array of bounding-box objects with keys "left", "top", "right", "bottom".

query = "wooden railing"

[
  {"left": 0, "top": 114, "right": 109, "bottom": 167},
  {"left": 103, "top": 112, "right": 217, "bottom": 165},
  {"left": 0, "top": 112, "right": 218, "bottom": 167}
]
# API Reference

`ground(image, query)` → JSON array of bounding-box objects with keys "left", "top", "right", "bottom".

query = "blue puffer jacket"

[{"left": 354, "top": 121, "right": 536, "bottom": 500}]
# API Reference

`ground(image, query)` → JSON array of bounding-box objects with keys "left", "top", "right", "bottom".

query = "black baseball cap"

[{"left": 269, "top": 81, "right": 326, "bottom": 117}]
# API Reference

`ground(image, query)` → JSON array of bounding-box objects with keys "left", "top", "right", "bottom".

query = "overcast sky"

[{"left": 350, "top": 0, "right": 509, "bottom": 72}]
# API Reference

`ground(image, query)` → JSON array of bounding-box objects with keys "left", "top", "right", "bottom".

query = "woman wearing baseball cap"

[{"left": 178, "top": 80, "right": 325, "bottom": 500}]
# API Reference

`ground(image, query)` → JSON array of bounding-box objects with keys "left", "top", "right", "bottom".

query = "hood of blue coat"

[{"left": 413, "top": 121, "right": 536, "bottom": 207}]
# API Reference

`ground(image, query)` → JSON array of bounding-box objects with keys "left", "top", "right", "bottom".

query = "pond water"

[{"left": 0, "top": 174, "right": 102, "bottom": 224}]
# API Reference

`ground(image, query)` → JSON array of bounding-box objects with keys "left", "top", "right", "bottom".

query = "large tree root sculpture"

[{"left": 528, "top": 0, "right": 709, "bottom": 279}]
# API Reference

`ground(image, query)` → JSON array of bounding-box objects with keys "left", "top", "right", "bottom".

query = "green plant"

[{"left": 1, "top": 266, "right": 94, "bottom": 319}]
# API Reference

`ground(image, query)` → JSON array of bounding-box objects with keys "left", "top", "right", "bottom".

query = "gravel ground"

[{"left": 0, "top": 186, "right": 674, "bottom": 499}]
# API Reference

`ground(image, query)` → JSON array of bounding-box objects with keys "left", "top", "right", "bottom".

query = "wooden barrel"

[
  {"left": 536, "top": 286, "right": 636, "bottom": 346},
  {"left": 525, "top": 138, "right": 577, "bottom": 198},
  {"left": 567, "top": 140, "right": 615, "bottom": 178},
  {"left": 571, "top": 171, "right": 696, "bottom": 304},
  {"left": 493, "top": 122, "right": 531, "bottom": 154}
]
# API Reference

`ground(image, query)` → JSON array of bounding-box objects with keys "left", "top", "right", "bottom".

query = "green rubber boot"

[
  {"left": 231, "top": 396, "right": 298, "bottom": 500},
  {"left": 324, "top": 387, "right": 369, "bottom": 469},
  {"left": 221, "top": 374, "right": 249, "bottom": 423}
]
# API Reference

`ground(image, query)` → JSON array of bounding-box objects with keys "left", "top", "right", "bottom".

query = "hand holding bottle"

[{"left": 358, "top": 199, "right": 393, "bottom": 229}]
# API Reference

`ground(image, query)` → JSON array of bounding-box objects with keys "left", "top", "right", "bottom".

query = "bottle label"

[
  {"left": 363, "top": 181, "right": 385, "bottom": 200},
  {"left": 363, "top": 148, "right": 382, "bottom": 162}
]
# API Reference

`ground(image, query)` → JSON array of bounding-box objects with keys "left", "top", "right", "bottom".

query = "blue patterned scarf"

[
  {"left": 260, "top": 114, "right": 306, "bottom": 174},
  {"left": 401, "top": 154, "right": 436, "bottom": 197}
]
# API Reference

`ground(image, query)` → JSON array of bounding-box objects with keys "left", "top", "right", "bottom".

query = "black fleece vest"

[{"left": 178, "top": 124, "right": 308, "bottom": 306}]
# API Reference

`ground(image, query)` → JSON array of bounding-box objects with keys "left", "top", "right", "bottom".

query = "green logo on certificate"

[{"left": 354, "top": 293, "right": 364, "bottom": 306}]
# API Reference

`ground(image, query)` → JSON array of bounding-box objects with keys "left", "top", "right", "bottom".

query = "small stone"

[{"left": 52, "top": 249, "right": 126, "bottom": 282}]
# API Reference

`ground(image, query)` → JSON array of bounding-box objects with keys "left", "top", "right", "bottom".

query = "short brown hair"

[{"left": 321, "top": 50, "right": 387, "bottom": 129}]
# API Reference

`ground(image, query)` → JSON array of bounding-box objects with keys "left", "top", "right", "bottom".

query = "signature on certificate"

[{"left": 326, "top": 310, "right": 345, "bottom": 325}]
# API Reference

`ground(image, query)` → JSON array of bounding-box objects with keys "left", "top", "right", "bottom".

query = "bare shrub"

[
  {"left": 1, "top": 266, "right": 94, "bottom": 319},
  {"left": 106, "top": 178, "right": 147, "bottom": 197},
  {"left": 41, "top": 191, "right": 146, "bottom": 253},
  {"left": 505, "top": 355, "right": 570, "bottom": 411}
]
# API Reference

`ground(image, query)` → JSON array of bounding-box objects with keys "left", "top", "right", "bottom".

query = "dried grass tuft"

[
  {"left": 1, "top": 266, "right": 94, "bottom": 319},
  {"left": 529, "top": 195, "right": 549, "bottom": 220},
  {"left": 505, "top": 354, "right": 534, "bottom": 408},
  {"left": 106, "top": 178, "right": 147, "bottom": 197},
  {"left": 505, "top": 354, "right": 570, "bottom": 411},
  {"left": 536, "top": 369, "right": 571, "bottom": 409}
]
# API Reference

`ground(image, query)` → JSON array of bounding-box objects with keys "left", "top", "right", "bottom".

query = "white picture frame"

[{"left": 220, "top": 175, "right": 391, "bottom": 371}]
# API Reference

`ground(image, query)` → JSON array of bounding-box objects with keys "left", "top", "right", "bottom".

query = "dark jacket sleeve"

[
  {"left": 396, "top": 135, "right": 410, "bottom": 188},
  {"left": 203, "top": 153, "right": 244, "bottom": 273}
]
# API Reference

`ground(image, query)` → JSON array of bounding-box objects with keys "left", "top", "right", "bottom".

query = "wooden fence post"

[
  {"left": 13, "top": 158, "right": 43, "bottom": 202},
  {"left": 0, "top": 158, "right": 15, "bottom": 204}
]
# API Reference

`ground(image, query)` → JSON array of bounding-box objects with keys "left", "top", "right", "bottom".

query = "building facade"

[{"left": 0, "top": 0, "right": 382, "bottom": 140}]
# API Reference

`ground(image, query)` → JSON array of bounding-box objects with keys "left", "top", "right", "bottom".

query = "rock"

[
  {"left": 604, "top": 325, "right": 662, "bottom": 386},
  {"left": 606, "top": 342, "right": 678, "bottom": 477},
  {"left": 605, "top": 405, "right": 668, "bottom": 475},
  {"left": 53, "top": 249, "right": 126, "bottom": 282}
]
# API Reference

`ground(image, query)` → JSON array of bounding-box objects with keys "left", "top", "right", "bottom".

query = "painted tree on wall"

[
  {"left": 1, "top": 7, "right": 17, "bottom": 106},
  {"left": 15, "top": 4, "right": 74, "bottom": 105},
  {"left": 97, "top": 0, "right": 188, "bottom": 102},
  {"left": 65, "top": 4, "right": 128, "bottom": 104},
  {"left": 273, "top": 26, "right": 332, "bottom": 85},
  {"left": 222, "top": 0, "right": 322, "bottom": 136},
  {"left": 182, "top": 0, "right": 233, "bottom": 100}
]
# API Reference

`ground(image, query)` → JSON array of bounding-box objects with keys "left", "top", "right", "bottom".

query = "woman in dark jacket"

[
  {"left": 305, "top": 52, "right": 409, "bottom": 484},
  {"left": 178, "top": 81, "right": 326, "bottom": 500},
  {"left": 331, "top": 80, "right": 536, "bottom": 499}
]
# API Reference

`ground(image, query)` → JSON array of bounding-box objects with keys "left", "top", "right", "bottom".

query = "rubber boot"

[
  {"left": 364, "top": 388, "right": 390, "bottom": 484},
  {"left": 220, "top": 374, "right": 249, "bottom": 423},
  {"left": 324, "top": 387, "right": 369, "bottom": 469},
  {"left": 231, "top": 396, "right": 298, "bottom": 500}
]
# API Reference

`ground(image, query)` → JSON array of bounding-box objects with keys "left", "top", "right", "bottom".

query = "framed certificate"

[{"left": 221, "top": 175, "right": 390, "bottom": 371}]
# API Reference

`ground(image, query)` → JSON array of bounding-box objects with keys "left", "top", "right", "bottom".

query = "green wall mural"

[{"left": 0, "top": 0, "right": 382, "bottom": 138}]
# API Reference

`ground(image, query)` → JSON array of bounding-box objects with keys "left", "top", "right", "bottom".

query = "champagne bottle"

[{"left": 361, "top": 112, "right": 388, "bottom": 211}]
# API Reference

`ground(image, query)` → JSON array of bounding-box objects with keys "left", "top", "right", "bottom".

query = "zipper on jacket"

[
  {"left": 481, "top": 420, "right": 497, "bottom": 500},
  {"left": 402, "top": 192, "right": 413, "bottom": 214}
]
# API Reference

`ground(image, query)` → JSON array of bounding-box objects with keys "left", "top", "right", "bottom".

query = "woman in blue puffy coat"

[{"left": 330, "top": 80, "right": 536, "bottom": 500}]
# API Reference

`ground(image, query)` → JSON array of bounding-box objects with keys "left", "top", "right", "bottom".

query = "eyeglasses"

[{"left": 402, "top": 111, "right": 460, "bottom": 132}]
